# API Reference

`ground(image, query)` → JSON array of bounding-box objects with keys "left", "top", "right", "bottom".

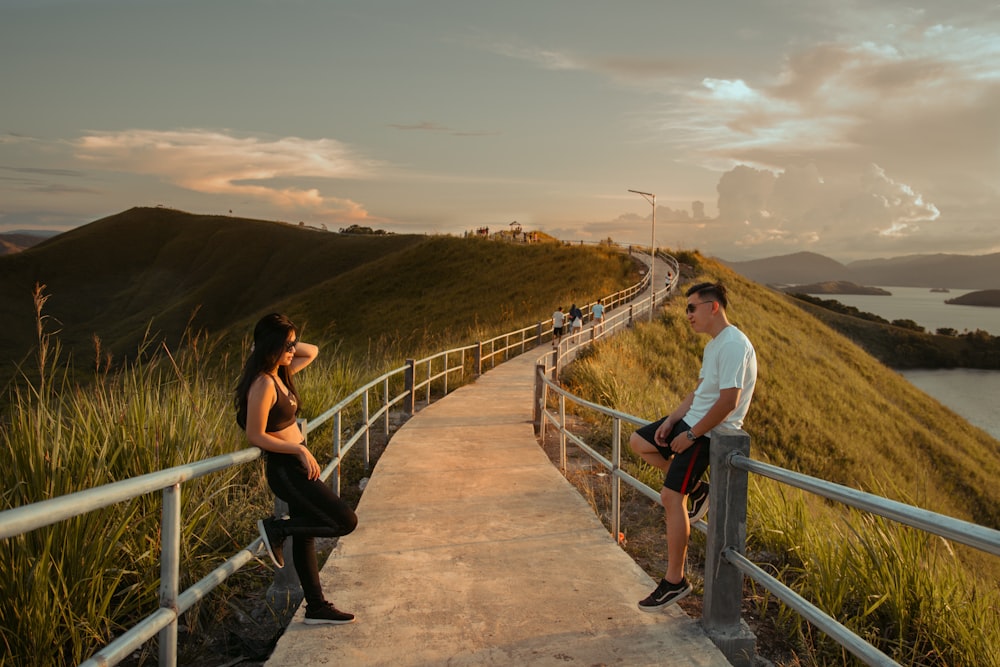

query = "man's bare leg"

[
  {"left": 629, "top": 432, "right": 671, "bottom": 472},
  {"left": 662, "top": 487, "right": 689, "bottom": 584}
]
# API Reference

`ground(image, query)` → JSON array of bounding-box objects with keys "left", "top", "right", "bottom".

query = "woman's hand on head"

[{"left": 288, "top": 341, "right": 319, "bottom": 375}]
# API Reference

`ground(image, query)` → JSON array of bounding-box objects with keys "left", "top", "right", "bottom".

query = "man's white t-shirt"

[
  {"left": 684, "top": 325, "right": 757, "bottom": 432},
  {"left": 553, "top": 310, "right": 565, "bottom": 327}
]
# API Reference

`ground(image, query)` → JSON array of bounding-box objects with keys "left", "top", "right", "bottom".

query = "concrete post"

[
  {"left": 474, "top": 343, "right": 483, "bottom": 376},
  {"left": 536, "top": 321, "right": 544, "bottom": 346},
  {"left": 702, "top": 427, "right": 756, "bottom": 666}
]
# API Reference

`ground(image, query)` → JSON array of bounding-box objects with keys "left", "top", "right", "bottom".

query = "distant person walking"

[
  {"left": 569, "top": 303, "right": 584, "bottom": 340},
  {"left": 235, "top": 313, "right": 359, "bottom": 625},
  {"left": 552, "top": 306, "right": 566, "bottom": 347},
  {"left": 628, "top": 282, "right": 757, "bottom": 611},
  {"left": 592, "top": 300, "right": 605, "bottom": 335}
]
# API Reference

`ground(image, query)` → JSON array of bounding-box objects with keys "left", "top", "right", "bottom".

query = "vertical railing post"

[
  {"left": 702, "top": 427, "right": 757, "bottom": 667},
  {"left": 330, "top": 414, "right": 341, "bottom": 496},
  {"left": 426, "top": 358, "right": 432, "bottom": 404},
  {"left": 382, "top": 377, "right": 390, "bottom": 436},
  {"left": 443, "top": 351, "right": 449, "bottom": 396},
  {"left": 475, "top": 343, "right": 483, "bottom": 376},
  {"left": 611, "top": 417, "right": 621, "bottom": 545},
  {"left": 533, "top": 362, "right": 545, "bottom": 434},
  {"left": 362, "top": 390, "right": 371, "bottom": 471},
  {"left": 267, "top": 422, "right": 302, "bottom": 610},
  {"left": 404, "top": 358, "right": 416, "bottom": 414},
  {"left": 267, "top": 499, "right": 298, "bottom": 606},
  {"left": 158, "top": 483, "right": 181, "bottom": 667},
  {"left": 537, "top": 321, "right": 544, "bottom": 346},
  {"left": 558, "top": 393, "right": 567, "bottom": 472}
]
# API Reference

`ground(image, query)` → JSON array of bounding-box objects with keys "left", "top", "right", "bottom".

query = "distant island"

[
  {"left": 945, "top": 289, "right": 1000, "bottom": 307},
  {"left": 782, "top": 280, "right": 891, "bottom": 295},
  {"left": 930, "top": 287, "right": 950, "bottom": 293}
]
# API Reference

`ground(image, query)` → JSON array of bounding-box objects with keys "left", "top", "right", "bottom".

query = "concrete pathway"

[{"left": 264, "top": 340, "right": 731, "bottom": 666}]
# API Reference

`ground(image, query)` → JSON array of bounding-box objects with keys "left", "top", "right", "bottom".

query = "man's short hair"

[{"left": 686, "top": 282, "right": 729, "bottom": 309}]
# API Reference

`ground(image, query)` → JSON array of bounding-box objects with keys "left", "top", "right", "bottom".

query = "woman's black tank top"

[{"left": 265, "top": 374, "right": 299, "bottom": 432}]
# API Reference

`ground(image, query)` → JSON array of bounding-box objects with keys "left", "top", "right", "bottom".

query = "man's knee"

[
  {"left": 629, "top": 431, "right": 651, "bottom": 455},
  {"left": 661, "top": 486, "right": 684, "bottom": 510}
]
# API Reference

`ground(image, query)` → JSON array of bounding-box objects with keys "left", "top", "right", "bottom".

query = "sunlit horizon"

[{"left": 3, "top": 0, "right": 999, "bottom": 262}]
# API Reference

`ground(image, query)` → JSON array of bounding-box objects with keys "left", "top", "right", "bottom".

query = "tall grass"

[
  {"left": 0, "top": 289, "right": 366, "bottom": 666},
  {"left": 560, "top": 253, "right": 1000, "bottom": 666}
]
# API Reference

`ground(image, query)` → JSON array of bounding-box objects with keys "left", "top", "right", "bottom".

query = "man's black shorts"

[{"left": 633, "top": 416, "right": 710, "bottom": 494}]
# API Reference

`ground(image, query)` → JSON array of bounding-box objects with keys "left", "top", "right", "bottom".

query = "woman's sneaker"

[
  {"left": 304, "top": 602, "right": 356, "bottom": 625},
  {"left": 638, "top": 577, "right": 692, "bottom": 611},
  {"left": 687, "top": 482, "right": 710, "bottom": 523},
  {"left": 257, "top": 517, "right": 286, "bottom": 568}
]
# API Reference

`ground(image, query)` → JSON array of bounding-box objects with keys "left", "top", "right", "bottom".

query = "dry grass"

[{"left": 551, "top": 251, "right": 1000, "bottom": 666}]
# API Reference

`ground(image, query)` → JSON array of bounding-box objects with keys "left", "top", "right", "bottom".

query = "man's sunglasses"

[{"left": 686, "top": 301, "right": 714, "bottom": 314}]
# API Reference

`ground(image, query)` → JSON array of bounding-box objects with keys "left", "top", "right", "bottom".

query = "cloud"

[
  {"left": 73, "top": 129, "right": 380, "bottom": 221},
  {"left": 0, "top": 165, "right": 99, "bottom": 196},
  {"left": 680, "top": 14, "right": 1000, "bottom": 178},
  {"left": 388, "top": 121, "right": 499, "bottom": 137},
  {"left": 711, "top": 162, "right": 941, "bottom": 254}
]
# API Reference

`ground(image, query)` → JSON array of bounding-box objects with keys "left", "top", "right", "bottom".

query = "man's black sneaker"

[
  {"left": 687, "top": 482, "right": 710, "bottom": 523},
  {"left": 257, "top": 517, "right": 286, "bottom": 569},
  {"left": 638, "top": 577, "right": 692, "bottom": 611},
  {"left": 304, "top": 602, "right": 356, "bottom": 625}
]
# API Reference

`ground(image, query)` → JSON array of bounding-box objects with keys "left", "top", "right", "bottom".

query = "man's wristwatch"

[{"left": 686, "top": 429, "right": 696, "bottom": 441}]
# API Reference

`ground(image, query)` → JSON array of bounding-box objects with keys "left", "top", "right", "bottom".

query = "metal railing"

[
  {"left": 534, "top": 348, "right": 1000, "bottom": 667},
  {"left": 0, "top": 249, "right": 663, "bottom": 667}
]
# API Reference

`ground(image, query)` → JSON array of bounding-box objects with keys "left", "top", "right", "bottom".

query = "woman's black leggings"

[{"left": 265, "top": 453, "right": 358, "bottom": 607}]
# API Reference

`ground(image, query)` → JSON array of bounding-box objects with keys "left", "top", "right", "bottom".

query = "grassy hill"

[
  {"left": 567, "top": 253, "right": 1000, "bottom": 527},
  {"left": 563, "top": 252, "right": 1000, "bottom": 663},
  {"left": 3, "top": 214, "right": 998, "bottom": 665},
  {"left": 0, "top": 207, "right": 640, "bottom": 381}
]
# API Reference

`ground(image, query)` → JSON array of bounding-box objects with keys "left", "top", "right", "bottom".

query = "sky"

[{"left": 2, "top": 0, "right": 1000, "bottom": 262}]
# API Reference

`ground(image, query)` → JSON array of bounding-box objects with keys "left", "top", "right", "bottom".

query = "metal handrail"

[
  {"left": 0, "top": 247, "right": 660, "bottom": 667},
  {"left": 533, "top": 319, "right": 1000, "bottom": 667}
]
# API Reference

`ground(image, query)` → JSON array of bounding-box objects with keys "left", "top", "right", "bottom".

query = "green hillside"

[
  {"left": 0, "top": 207, "right": 640, "bottom": 380},
  {"left": 563, "top": 253, "right": 1000, "bottom": 664},
  {"left": 567, "top": 253, "right": 1000, "bottom": 527},
  {"left": 3, "top": 213, "right": 997, "bottom": 665}
]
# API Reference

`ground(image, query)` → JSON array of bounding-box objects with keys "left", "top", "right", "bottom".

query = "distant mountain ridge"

[
  {"left": 724, "top": 251, "right": 1000, "bottom": 289},
  {"left": 0, "top": 231, "right": 57, "bottom": 256}
]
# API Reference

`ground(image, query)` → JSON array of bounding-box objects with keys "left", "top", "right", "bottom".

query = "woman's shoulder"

[{"left": 250, "top": 372, "right": 277, "bottom": 393}]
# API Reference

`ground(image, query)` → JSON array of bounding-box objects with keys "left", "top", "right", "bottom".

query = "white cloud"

[
  {"left": 74, "top": 129, "right": 379, "bottom": 222},
  {"left": 711, "top": 162, "right": 941, "bottom": 254}
]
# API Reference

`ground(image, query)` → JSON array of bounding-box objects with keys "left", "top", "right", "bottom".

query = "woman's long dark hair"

[{"left": 234, "top": 313, "right": 300, "bottom": 430}]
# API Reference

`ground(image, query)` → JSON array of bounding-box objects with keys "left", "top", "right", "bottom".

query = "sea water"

[
  {"left": 900, "top": 369, "right": 1000, "bottom": 441},
  {"left": 812, "top": 286, "right": 1000, "bottom": 335},
  {"left": 804, "top": 286, "right": 1000, "bottom": 441}
]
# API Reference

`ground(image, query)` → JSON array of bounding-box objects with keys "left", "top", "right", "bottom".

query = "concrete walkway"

[{"left": 264, "top": 340, "right": 730, "bottom": 666}]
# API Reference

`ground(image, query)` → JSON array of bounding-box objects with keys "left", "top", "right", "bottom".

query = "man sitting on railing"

[{"left": 628, "top": 282, "right": 758, "bottom": 611}]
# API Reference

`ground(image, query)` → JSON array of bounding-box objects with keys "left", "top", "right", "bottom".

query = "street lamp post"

[{"left": 628, "top": 189, "right": 656, "bottom": 321}]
